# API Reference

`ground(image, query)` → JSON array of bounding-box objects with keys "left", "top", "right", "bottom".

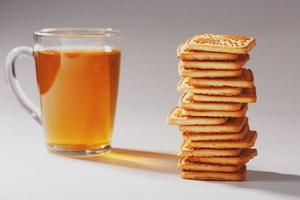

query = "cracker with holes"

[
  {"left": 178, "top": 78, "right": 242, "bottom": 96},
  {"left": 179, "top": 54, "right": 249, "bottom": 70},
  {"left": 179, "top": 104, "right": 248, "bottom": 117},
  {"left": 177, "top": 43, "right": 242, "bottom": 61},
  {"left": 167, "top": 107, "right": 228, "bottom": 125},
  {"left": 178, "top": 157, "right": 244, "bottom": 173},
  {"left": 181, "top": 165, "right": 247, "bottom": 181},
  {"left": 185, "top": 34, "right": 256, "bottom": 54},
  {"left": 182, "top": 123, "right": 249, "bottom": 141},
  {"left": 186, "top": 130, "right": 257, "bottom": 149},
  {"left": 189, "top": 69, "right": 254, "bottom": 88},
  {"left": 180, "top": 117, "right": 247, "bottom": 133},
  {"left": 179, "top": 66, "right": 243, "bottom": 78},
  {"left": 179, "top": 140, "right": 242, "bottom": 157},
  {"left": 179, "top": 93, "right": 243, "bottom": 111},
  {"left": 192, "top": 88, "right": 257, "bottom": 103},
  {"left": 185, "top": 149, "right": 257, "bottom": 165}
]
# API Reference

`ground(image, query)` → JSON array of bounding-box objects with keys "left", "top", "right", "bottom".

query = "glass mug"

[{"left": 5, "top": 28, "right": 121, "bottom": 155}]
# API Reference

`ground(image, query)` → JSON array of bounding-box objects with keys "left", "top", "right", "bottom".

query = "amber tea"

[{"left": 35, "top": 48, "right": 121, "bottom": 151}]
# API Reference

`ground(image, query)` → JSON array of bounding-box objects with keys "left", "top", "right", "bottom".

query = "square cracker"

[
  {"left": 177, "top": 43, "right": 241, "bottom": 61},
  {"left": 185, "top": 149, "right": 257, "bottom": 165},
  {"left": 180, "top": 117, "right": 247, "bottom": 133},
  {"left": 179, "top": 140, "right": 242, "bottom": 157},
  {"left": 181, "top": 166, "right": 247, "bottom": 181},
  {"left": 189, "top": 69, "right": 254, "bottom": 88},
  {"left": 178, "top": 78, "right": 243, "bottom": 96},
  {"left": 179, "top": 93, "right": 243, "bottom": 111},
  {"left": 191, "top": 87, "right": 257, "bottom": 103},
  {"left": 179, "top": 54, "right": 249, "bottom": 70},
  {"left": 182, "top": 123, "right": 249, "bottom": 141},
  {"left": 185, "top": 34, "right": 256, "bottom": 54},
  {"left": 180, "top": 104, "right": 248, "bottom": 117},
  {"left": 167, "top": 107, "right": 228, "bottom": 125},
  {"left": 186, "top": 130, "right": 257, "bottom": 149},
  {"left": 178, "top": 157, "right": 243, "bottom": 173},
  {"left": 179, "top": 66, "right": 242, "bottom": 78},
  {"left": 179, "top": 148, "right": 242, "bottom": 157}
]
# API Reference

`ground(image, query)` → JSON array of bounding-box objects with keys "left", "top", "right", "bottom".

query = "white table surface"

[{"left": 1, "top": 98, "right": 300, "bottom": 200}]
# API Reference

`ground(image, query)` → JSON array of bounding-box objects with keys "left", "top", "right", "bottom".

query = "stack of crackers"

[{"left": 168, "top": 34, "right": 257, "bottom": 181}]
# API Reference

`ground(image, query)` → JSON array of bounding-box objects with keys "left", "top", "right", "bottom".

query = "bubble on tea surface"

[{"left": 103, "top": 45, "right": 113, "bottom": 52}]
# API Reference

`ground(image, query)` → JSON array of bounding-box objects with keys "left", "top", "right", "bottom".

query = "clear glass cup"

[{"left": 5, "top": 28, "right": 121, "bottom": 155}]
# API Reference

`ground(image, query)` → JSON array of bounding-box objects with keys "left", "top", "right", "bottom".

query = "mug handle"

[{"left": 5, "top": 46, "right": 42, "bottom": 124}]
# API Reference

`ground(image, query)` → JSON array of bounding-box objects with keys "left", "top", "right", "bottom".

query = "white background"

[{"left": 0, "top": 0, "right": 300, "bottom": 199}]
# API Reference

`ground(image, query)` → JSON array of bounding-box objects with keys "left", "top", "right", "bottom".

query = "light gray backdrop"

[{"left": 0, "top": 0, "right": 300, "bottom": 200}]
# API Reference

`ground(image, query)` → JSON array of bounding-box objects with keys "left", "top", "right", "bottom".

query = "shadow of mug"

[
  {"left": 70, "top": 148, "right": 179, "bottom": 174},
  {"left": 66, "top": 148, "right": 300, "bottom": 198}
]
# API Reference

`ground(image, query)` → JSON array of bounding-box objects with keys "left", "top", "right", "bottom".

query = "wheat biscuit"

[
  {"left": 178, "top": 157, "right": 243, "bottom": 173},
  {"left": 167, "top": 107, "right": 228, "bottom": 125},
  {"left": 177, "top": 43, "right": 241, "bottom": 61},
  {"left": 191, "top": 88, "right": 257, "bottom": 103},
  {"left": 189, "top": 69, "right": 254, "bottom": 88},
  {"left": 182, "top": 123, "right": 249, "bottom": 141},
  {"left": 180, "top": 117, "right": 247, "bottom": 133},
  {"left": 179, "top": 66, "right": 242, "bottom": 78},
  {"left": 178, "top": 78, "right": 242, "bottom": 96},
  {"left": 179, "top": 148, "right": 242, "bottom": 157},
  {"left": 179, "top": 140, "right": 242, "bottom": 157},
  {"left": 180, "top": 104, "right": 248, "bottom": 117},
  {"left": 185, "top": 149, "right": 257, "bottom": 165},
  {"left": 179, "top": 93, "right": 242, "bottom": 111},
  {"left": 187, "top": 130, "right": 257, "bottom": 149},
  {"left": 181, "top": 166, "right": 247, "bottom": 181},
  {"left": 185, "top": 34, "right": 256, "bottom": 54},
  {"left": 179, "top": 54, "right": 249, "bottom": 70},
  {"left": 180, "top": 140, "right": 242, "bottom": 157},
  {"left": 178, "top": 67, "right": 242, "bottom": 78}
]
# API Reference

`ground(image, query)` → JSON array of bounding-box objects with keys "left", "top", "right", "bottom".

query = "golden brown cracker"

[
  {"left": 167, "top": 107, "right": 228, "bottom": 125},
  {"left": 181, "top": 166, "right": 247, "bottom": 181},
  {"left": 177, "top": 43, "right": 241, "bottom": 61},
  {"left": 187, "top": 130, "right": 257, "bottom": 149},
  {"left": 179, "top": 157, "right": 243, "bottom": 173},
  {"left": 178, "top": 78, "right": 243, "bottom": 96},
  {"left": 185, "top": 34, "right": 256, "bottom": 54},
  {"left": 185, "top": 149, "right": 257, "bottom": 165},
  {"left": 180, "top": 117, "right": 247, "bottom": 133},
  {"left": 182, "top": 123, "right": 249, "bottom": 141},
  {"left": 191, "top": 88, "right": 257, "bottom": 103},
  {"left": 189, "top": 69, "right": 254, "bottom": 88},
  {"left": 179, "top": 54, "right": 249, "bottom": 70},
  {"left": 179, "top": 93, "right": 242, "bottom": 111},
  {"left": 180, "top": 104, "right": 248, "bottom": 117},
  {"left": 179, "top": 140, "right": 242, "bottom": 157},
  {"left": 179, "top": 66, "right": 242, "bottom": 78}
]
